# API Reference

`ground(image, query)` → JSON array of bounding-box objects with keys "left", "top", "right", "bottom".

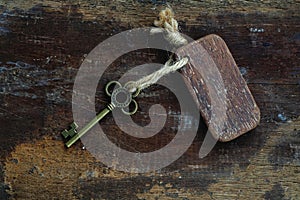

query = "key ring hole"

[
  {"left": 116, "top": 91, "right": 128, "bottom": 104},
  {"left": 122, "top": 99, "right": 138, "bottom": 115},
  {"left": 105, "top": 81, "right": 122, "bottom": 96}
]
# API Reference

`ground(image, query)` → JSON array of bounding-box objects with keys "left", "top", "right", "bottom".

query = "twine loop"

[{"left": 126, "top": 8, "right": 188, "bottom": 93}]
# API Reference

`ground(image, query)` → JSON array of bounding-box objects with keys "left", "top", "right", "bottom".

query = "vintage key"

[{"left": 62, "top": 81, "right": 140, "bottom": 147}]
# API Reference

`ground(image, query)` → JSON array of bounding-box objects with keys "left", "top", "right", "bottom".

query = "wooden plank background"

[{"left": 0, "top": 0, "right": 299, "bottom": 199}]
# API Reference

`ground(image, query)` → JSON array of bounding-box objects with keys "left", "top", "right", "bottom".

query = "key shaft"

[{"left": 65, "top": 104, "right": 114, "bottom": 147}]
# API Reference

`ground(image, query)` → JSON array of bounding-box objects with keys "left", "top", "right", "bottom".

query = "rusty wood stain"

[
  {"left": 4, "top": 137, "right": 132, "bottom": 199},
  {"left": 0, "top": 0, "right": 299, "bottom": 199}
]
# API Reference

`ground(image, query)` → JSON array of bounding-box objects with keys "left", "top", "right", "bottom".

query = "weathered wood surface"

[
  {"left": 0, "top": 0, "right": 299, "bottom": 199},
  {"left": 176, "top": 34, "right": 260, "bottom": 142}
]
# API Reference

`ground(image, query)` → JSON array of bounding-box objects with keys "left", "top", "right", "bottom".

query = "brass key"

[{"left": 62, "top": 81, "right": 140, "bottom": 148}]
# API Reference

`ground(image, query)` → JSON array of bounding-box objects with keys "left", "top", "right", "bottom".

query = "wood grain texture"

[
  {"left": 0, "top": 0, "right": 299, "bottom": 199},
  {"left": 176, "top": 34, "right": 260, "bottom": 141}
]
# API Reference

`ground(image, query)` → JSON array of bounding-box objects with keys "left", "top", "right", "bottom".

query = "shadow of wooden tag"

[{"left": 176, "top": 34, "right": 260, "bottom": 142}]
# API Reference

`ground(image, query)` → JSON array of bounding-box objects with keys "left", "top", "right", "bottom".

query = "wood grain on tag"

[{"left": 176, "top": 34, "right": 260, "bottom": 142}]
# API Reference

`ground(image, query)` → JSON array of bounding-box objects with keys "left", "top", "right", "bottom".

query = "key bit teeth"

[
  {"left": 62, "top": 129, "right": 73, "bottom": 138},
  {"left": 62, "top": 129, "right": 70, "bottom": 138},
  {"left": 71, "top": 122, "right": 78, "bottom": 129},
  {"left": 61, "top": 122, "right": 78, "bottom": 138}
]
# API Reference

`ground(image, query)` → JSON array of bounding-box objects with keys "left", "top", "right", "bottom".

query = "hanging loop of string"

[{"left": 126, "top": 8, "right": 189, "bottom": 93}]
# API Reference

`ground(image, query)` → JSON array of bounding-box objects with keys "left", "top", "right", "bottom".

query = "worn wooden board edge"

[{"left": 176, "top": 34, "right": 260, "bottom": 142}]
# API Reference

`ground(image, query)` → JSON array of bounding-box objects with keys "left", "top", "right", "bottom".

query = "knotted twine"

[{"left": 126, "top": 8, "right": 189, "bottom": 93}]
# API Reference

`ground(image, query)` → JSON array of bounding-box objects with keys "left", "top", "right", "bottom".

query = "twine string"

[{"left": 126, "top": 8, "right": 188, "bottom": 93}]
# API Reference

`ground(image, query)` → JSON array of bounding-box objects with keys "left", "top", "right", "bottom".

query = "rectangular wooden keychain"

[
  {"left": 176, "top": 34, "right": 260, "bottom": 141},
  {"left": 151, "top": 7, "right": 260, "bottom": 142}
]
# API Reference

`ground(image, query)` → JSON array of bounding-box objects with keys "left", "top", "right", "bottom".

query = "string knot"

[{"left": 151, "top": 8, "right": 188, "bottom": 47}]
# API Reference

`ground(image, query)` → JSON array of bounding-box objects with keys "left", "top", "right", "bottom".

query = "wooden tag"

[{"left": 176, "top": 34, "right": 260, "bottom": 142}]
